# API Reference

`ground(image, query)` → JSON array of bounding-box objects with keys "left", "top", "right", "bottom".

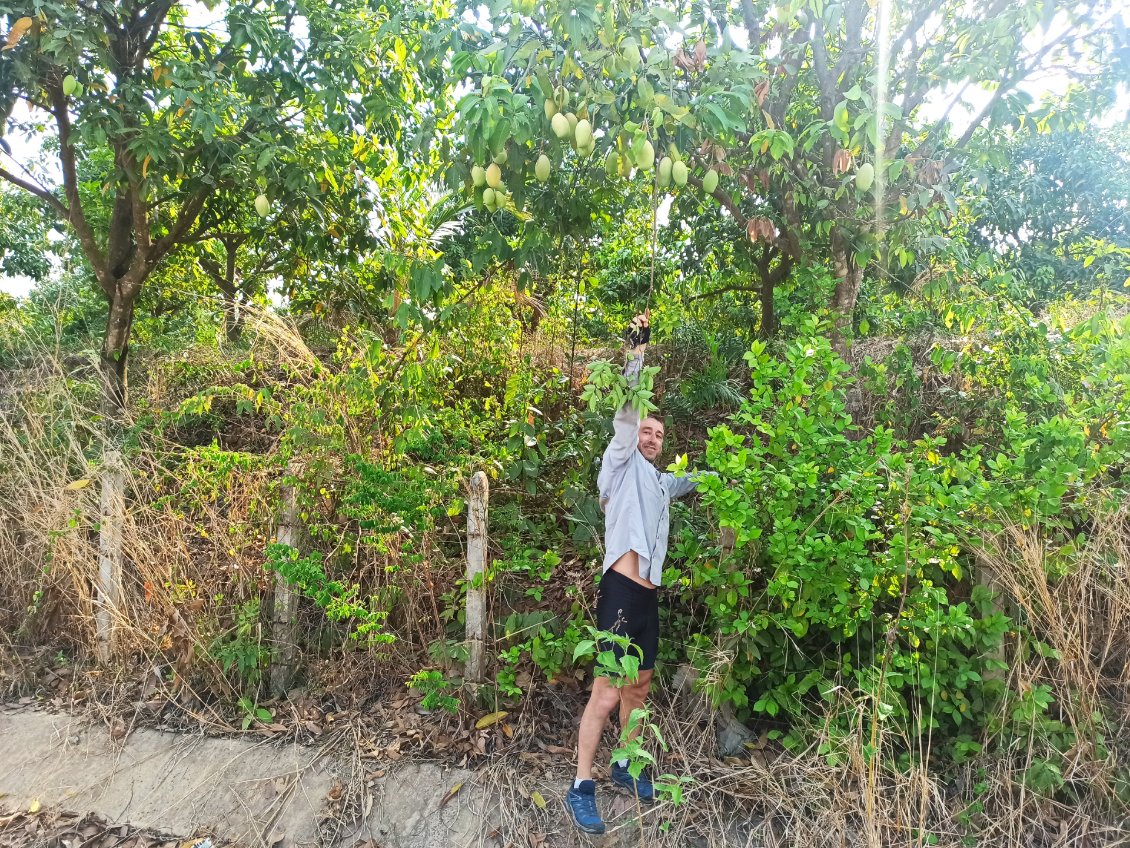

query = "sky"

[{"left": 2, "top": 2, "right": 1127, "bottom": 299}]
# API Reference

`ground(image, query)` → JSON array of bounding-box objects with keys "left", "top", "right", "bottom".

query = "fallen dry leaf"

[
  {"left": 474, "top": 710, "right": 508, "bottom": 730},
  {"left": 438, "top": 782, "right": 463, "bottom": 809}
]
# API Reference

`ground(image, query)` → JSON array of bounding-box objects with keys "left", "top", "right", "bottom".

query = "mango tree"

[
  {"left": 0, "top": 182, "right": 55, "bottom": 282},
  {"left": 0, "top": 0, "right": 444, "bottom": 412},
  {"left": 959, "top": 124, "right": 1130, "bottom": 307},
  {"left": 448, "top": 0, "right": 1122, "bottom": 345}
]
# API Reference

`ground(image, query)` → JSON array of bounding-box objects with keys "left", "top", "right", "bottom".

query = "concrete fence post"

[
  {"left": 464, "top": 471, "right": 489, "bottom": 684},
  {"left": 270, "top": 464, "right": 301, "bottom": 697},
  {"left": 95, "top": 449, "right": 125, "bottom": 664}
]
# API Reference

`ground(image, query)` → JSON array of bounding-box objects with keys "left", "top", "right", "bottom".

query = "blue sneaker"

[
  {"left": 565, "top": 780, "right": 606, "bottom": 834},
  {"left": 611, "top": 762, "right": 655, "bottom": 803}
]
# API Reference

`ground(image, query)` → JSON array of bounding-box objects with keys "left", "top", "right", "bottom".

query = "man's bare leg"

[
  {"left": 617, "top": 669, "right": 653, "bottom": 741},
  {"left": 575, "top": 676, "right": 621, "bottom": 780}
]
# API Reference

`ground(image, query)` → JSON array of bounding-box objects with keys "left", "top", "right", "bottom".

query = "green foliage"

[
  {"left": 265, "top": 543, "right": 394, "bottom": 646},
  {"left": 962, "top": 125, "right": 1130, "bottom": 306},
  {"left": 236, "top": 696, "right": 274, "bottom": 731},
  {"left": 407, "top": 668, "right": 461, "bottom": 714},
  {"left": 210, "top": 598, "right": 269, "bottom": 690},
  {"left": 496, "top": 609, "right": 589, "bottom": 696},
  {"left": 580, "top": 359, "right": 658, "bottom": 417},
  {"left": 3, "top": 5, "right": 1129, "bottom": 827},
  {"left": 670, "top": 323, "right": 1004, "bottom": 734},
  {"left": 613, "top": 705, "right": 692, "bottom": 808},
  {"left": 0, "top": 186, "right": 55, "bottom": 282},
  {"left": 0, "top": 0, "right": 455, "bottom": 409},
  {"left": 449, "top": 0, "right": 1123, "bottom": 343},
  {"left": 573, "top": 626, "right": 644, "bottom": 686}
]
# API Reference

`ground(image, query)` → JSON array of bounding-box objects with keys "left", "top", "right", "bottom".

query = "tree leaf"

[
  {"left": 3, "top": 17, "right": 33, "bottom": 51},
  {"left": 530, "top": 790, "right": 546, "bottom": 809},
  {"left": 65, "top": 479, "right": 92, "bottom": 490}
]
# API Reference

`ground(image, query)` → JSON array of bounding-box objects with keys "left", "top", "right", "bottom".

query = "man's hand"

[{"left": 625, "top": 311, "right": 650, "bottom": 350}]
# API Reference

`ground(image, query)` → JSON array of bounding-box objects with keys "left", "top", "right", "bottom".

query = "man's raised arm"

[{"left": 603, "top": 312, "right": 650, "bottom": 470}]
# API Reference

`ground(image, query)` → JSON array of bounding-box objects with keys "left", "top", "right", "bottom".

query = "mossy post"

[
  {"left": 270, "top": 466, "right": 301, "bottom": 697},
  {"left": 465, "top": 471, "right": 489, "bottom": 685},
  {"left": 95, "top": 449, "right": 124, "bottom": 664}
]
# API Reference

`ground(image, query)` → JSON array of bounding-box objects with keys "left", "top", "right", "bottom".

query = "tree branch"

[
  {"left": 0, "top": 165, "right": 68, "bottom": 217},
  {"left": 768, "top": 28, "right": 809, "bottom": 128},
  {"left": 810, "top": 19, "right": 837, "bottom": 120},
  {"left": 739, "top": 0, "right": 760, "bottom": 47},
  {"left": 151, "top": 189, "right": 210, "bottom": 261},
  {"left": 134, "top": 0, "right": 176, "bottom": 71},
  {"left": 47, "top": 81, "right": 113, "bottom": 298},
  {"left": 687, "top": 174, "right": 749, "bottom": 228}
]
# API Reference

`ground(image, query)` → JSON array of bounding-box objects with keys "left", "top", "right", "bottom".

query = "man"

[{"left": 565, "top": 312, "right": 714, "bottom": 834}]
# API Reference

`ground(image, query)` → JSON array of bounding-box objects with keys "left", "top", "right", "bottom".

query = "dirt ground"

[{"left": 0, "top": 708, "right": 660, "bottom": 848}]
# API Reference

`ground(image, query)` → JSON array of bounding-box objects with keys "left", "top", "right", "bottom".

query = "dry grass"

[{"left": 0, "top": 309, "right": 465, "bottom": 715}]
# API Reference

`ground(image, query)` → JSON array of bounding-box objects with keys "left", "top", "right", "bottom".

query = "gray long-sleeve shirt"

[{"left": 597, "top": 352, "right": 711, "bottom": 587}]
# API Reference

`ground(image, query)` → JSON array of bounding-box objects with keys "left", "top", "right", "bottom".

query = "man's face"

[{"left": 638, "top": 417, "right": 665, "bottom": 462}]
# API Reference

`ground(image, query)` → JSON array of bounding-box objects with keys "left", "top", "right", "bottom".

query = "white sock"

[
  {"left": 617, "top": 759, "right": 629, "bottom": 768},
  {"left": 574, "top": 778, "right": 589, "bottom": 789}
]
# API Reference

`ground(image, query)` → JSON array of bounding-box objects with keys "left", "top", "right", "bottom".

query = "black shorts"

[{"left": 595, "top": 569, "right": 660, "bottom": 672}]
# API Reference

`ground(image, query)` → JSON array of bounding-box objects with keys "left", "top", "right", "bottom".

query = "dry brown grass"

[{"left": 0, "top": 309, "right": 465, "bottom": 715}]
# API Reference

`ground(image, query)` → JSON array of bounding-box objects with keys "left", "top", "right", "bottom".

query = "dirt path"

[{"left": 0, "top": 710, "right": 486, "bottom": 847}]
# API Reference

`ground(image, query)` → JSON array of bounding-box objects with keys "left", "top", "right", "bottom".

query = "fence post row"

[{"left": 465, "top": 471, "right": 489, "bottom": 685}]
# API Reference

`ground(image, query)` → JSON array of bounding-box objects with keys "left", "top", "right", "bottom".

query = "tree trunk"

[
  {"left": 758, "top": 264, "right": 777, "bottom": 339},
  {"left": 829, "top": 228, "right": 863, "bottom": 356},
  {"left": 222, "top": 288, "right": 246, "bottom": 344},
  {"left": 754, "top": 244, "right": 792, "bottom": 340},
  {"left": 99, "top": 288, "right": 138, "bottom": 415}
]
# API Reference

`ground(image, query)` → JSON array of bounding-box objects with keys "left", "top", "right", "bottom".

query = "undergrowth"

[{"left": 0, "top": 282, "right": 1127, "bottom": 844}]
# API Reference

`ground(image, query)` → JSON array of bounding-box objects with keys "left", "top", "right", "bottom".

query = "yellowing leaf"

[
  {"left": 474, "top": 710, "right": 508, "bottom": 730},
  {"left": 438, "top": 782, "right": 462, "bottom": 809},
  {"left": 531, "top": 791, "right": 547, "bottom": 809},
  {"left": 4, "top": 17, "right": 33, "bottom": 51},
  {"left": 65, "top": 479, "right": 92, "bottom": 490},
  {"left": 28, "top": 798, "right": 40, "bottom": 814},
  {"left": 142, "top": 155, "right": 151, "bottom": 178}
]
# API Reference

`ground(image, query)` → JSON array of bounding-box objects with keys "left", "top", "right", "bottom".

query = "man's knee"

[{"left": 589, "top": 679, "right": 622, "bottom": 714}]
